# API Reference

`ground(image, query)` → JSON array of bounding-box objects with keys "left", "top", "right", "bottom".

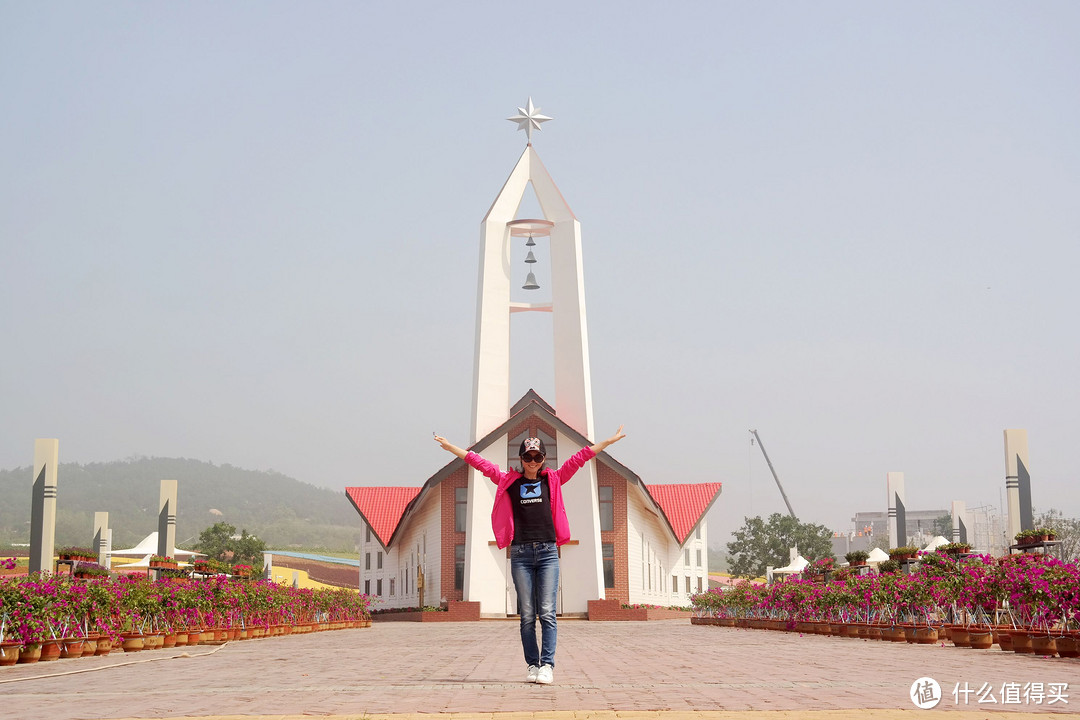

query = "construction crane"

[{"left": 749, "top": 429, "right": 797, "bottom": 518}]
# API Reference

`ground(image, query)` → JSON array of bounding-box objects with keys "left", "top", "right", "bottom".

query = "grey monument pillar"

[
  {"left": 93, "top": 512, "right": 109, "bottom": 566},
  {"left": 950, "top": 500, "right": 969, "bottom": 545},
  {"left": 1004, "top": 429, "right": 1033, "bottom": 542},
  {"left": 157, "top": 479, "right": 178, "bottom": 559},
  {"left": 886, "top": 472, "right": 906, "bottom": 548},
  {"left": 29, "top": 439, "right": 60, "bottom": 574}
]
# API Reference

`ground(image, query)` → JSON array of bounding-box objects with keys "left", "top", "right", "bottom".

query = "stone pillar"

[
  {"left": 29, "top": 439, "right": 60, "bottom": 574},
  {"left": 950, "top": 501, "right": 968, "bottom": 545},
  {"left": 157, "top": 480, "right": 178, "bottom": 559},
  {"left": 1004, "top": 429, "right": 1032, "bottom": 542},
  {"left": 886, "top": 472, "right": 905, "bottom": 548},
  {"left": 94, "top": 512, "right": 109, "bottom": 566},
  {"left": 263, "top": 551, "right": 273, "bottom": 580}
]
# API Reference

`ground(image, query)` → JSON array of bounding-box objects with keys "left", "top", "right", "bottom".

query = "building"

[{"left": 344, "top": 101, "right": 722, "bottom": 617}]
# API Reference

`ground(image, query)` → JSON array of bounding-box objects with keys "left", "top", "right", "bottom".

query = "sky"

[{"left": 2, "top": 2, "right": 1078, "bottom": 548}]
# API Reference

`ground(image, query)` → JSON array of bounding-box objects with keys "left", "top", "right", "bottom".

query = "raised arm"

[
  {"left": 590, "top": 425, "right": 626, "bottom": 455},
  {"left": 434, "top": 434, "right": 468, "bottom": 460}
]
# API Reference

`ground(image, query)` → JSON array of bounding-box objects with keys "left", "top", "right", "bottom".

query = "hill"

[{"left": 0, "top": 457, "right": 361, "bottom": 551}]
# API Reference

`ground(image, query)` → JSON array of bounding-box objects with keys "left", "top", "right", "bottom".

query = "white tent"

[
  {"left": 773, "top": 555, "right": 809, "bottom": 575},
  {"left": 110, "top": 532, "right": 203, "bottom": 558},
  {"left": 866, "top": 547, "right": 890, "bottom": 563},
  {"left": 922, "top": 535, "right": 950, "bottom": 552}
]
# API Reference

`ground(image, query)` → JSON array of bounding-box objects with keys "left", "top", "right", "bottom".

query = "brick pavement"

[{"left": 0, "top": 620, "right": 1074, "bottom": 719}]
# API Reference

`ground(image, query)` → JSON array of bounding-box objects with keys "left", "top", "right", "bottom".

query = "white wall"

[
  {"left": 358, "top": 490, "right": 442, "bottom": 610},
  {"left": 463, "top": 435, "right": 510, "bottom": 616},
  {"left": 626, "top": 486, "right": 708, "bottom": 606}
]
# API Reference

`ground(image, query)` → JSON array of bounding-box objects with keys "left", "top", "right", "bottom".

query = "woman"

[{"left": 434, "top": 426, "right": 625, "bottom": 684}]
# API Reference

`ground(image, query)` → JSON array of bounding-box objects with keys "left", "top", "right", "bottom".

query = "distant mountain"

[{"left": 0, "top": 457, "right": 361, "bottom": 551}]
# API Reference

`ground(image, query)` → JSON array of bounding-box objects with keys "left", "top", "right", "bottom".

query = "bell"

[
  {"left": 525, "top": 250, "right": 537, "bottom": 264},
  {"left": 525, "top": 235, "right": 536, "bottom": 247},
  {"left": 522, "top": 271, "right": 540, "bottom": 290}
]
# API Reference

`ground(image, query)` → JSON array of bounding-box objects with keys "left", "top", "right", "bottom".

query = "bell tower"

[
  {"left": 470, "top": 99, "right": 594, "bottom": 443},
  {"left": 463, "top": 100, "right": 604, "bottom": 615}
]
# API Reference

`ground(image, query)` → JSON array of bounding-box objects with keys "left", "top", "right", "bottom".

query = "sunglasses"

[{"left": 521, "top": 452, "right": 545, "bottom": 463}]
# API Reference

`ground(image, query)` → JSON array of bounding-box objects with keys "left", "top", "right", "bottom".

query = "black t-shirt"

[{"left": 510, "top": 473, "right": 556, "bottom": 544}]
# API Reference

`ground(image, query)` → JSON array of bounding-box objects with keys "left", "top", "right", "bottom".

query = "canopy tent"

[
  {"left": 110, "top": 532, "right": 203, "bottom": 558},
  {"left": 773, "top": 555, "right": 809, "bottom": 575},
  {"left": 866, "top": 547, "right": 890, "bottom": 563},
  {"left": 922, "top": 535, "right": 950, "bottom": 552}
]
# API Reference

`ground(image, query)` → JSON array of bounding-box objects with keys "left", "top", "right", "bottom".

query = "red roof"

[
  {"left": 345, "top": 486, "right": 421, "bottom": 547},
  {"left": 644, "top": 482, "right": 723, "bottom": 545}
]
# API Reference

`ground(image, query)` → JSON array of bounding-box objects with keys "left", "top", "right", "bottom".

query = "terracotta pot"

[
  {"left": 1029, "top": 634, "right": 1057, "bottom": 657},
  {"left": 1054, "top": 634, "right": 1078, "bottom": 658},
  {"left": 186, "top": 631, "right": 202, "bottom": 646},
  {"left": 145, "top": 633, "right": 164, "bottom": 650},
  {"left": 996, "top": 629, "right": 1014, "bottom": 652},
  {"left": 968, "top": 628, "right": 993, "bottom": 650},
  {"left": 1009, "top": 630, "right": 1033, "bottom": 654},
  {"left": 883, "top": 626, "right": 907, "bottom": 642},
  {"left": 866, "top": 625, "right": 883, "bottom": 641},
  {"left": 81, "top": 637, "right": 98, "bottom": 656},
  {"left": 120, "top": 634, "right": 145, "bottom": 652},
  {"left": 951, "top": 627, "right": 971, "bottom": 647},
  {"left": 17, "top": 644, "right": 42, "bottom": 664},
  {"left": 40, "top": 639, "right": 63, "bottom": 661},
  {"left": 914, "top": 627, "right": 938, "bottom": 644},
  {"left": 0, "top": 642, "right": 20, "bottom": 666},
  {"left": 59, "top": 638, "right": 85, "bottom": 659},
  {"left": 162, "top": 633, "right": 177, "bottom": 649},
  {"left": 95, "top": 636, "right": 112, "bottom": 656}
]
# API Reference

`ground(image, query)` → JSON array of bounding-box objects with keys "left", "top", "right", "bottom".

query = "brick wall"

[
  {"left": 440, "top": 466, "right": 468, "bottom": 602},
  {"left": 598, "top": 462, "right": 629, "bottom": 605}
]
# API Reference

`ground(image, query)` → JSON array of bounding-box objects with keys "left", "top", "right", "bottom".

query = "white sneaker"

[
  {"left": 526, "top": 665, "right": 539, "bottom": 682},
  {"left": 536, "top": 664, "right": 553, "bottom": 684}
]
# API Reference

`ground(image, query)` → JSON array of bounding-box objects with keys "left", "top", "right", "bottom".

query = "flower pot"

[
  {"left": 866, "top": 625, "right": 883, "bottom": 640},
  {"left": 162, "top": 633, "right": 177, "bottom": 649},
  {"left": 185, "top": 631, "right": 201, "bottom": 646},
  {"left": 995, "top": 629, "right": 1013, "bottom": 652},
  {"left": 1055, "top": 634, "right": 1078, "bottom": 659},
  {"left": 81, "top": 637, "right": 98, "bottom": 656},
  {"left": 968, "top": 628, "right": 993, "bottom": 650},
  {"left": 1029, "top": 634, "right": 1057, "bottom": 657},
  {"left": 883, "top": 626, "right": 907, "bottom": 642},
  {"left": 1009, "top": 630, "right": 1033, "bottom": 654},
  {"left": 950, "top": 627, "right": 971, "bottom": 647},
  {"left": 144, "top": 633, "right": 163, "bottom": 650},
  {"left": 0, "top": 642, "right": 20, "bottom": 666},
  {"left": 18, "top": 644, "right": 42, "bottom": 663},
  {"left": 59, "top": 638, "right": 85, "bottom": 659},
  {"left": 94, "top": 636, "right": 112, "bottom": 656},
  {"left": 120, "top": 634, "right": 145, "bottom": 652},
  {"left": 40, "top": 639, "right": 63, "bottom": 661},
  {"left": 914, "top": 627, "right": 939, "bottom": 644}
]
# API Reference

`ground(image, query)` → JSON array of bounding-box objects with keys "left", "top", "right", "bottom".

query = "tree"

[
  {"left": 725, "top": 513, "right": 835, "bottom": 579},
  {"left": 1035, "top": 508, "right": 1080, "bottom": 562},
  {"left": 195, "top": 521, "right": 267, "bottom": 569}
]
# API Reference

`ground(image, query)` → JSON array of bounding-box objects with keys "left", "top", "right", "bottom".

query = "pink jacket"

[{"left": 464, "top": 446, "right": 596, "bottom": 549}]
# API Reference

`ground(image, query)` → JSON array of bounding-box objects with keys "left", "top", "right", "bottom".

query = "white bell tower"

[
  {"left": 463, "top": 100, "right": 604, "bottom": 616},
  {"left": 470, "top": 100, "right": 594, "bottom": 443}
]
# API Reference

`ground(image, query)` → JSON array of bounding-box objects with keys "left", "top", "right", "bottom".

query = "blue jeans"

[{"left": 510, "top": 541, "right": 559, "bottom": 668}]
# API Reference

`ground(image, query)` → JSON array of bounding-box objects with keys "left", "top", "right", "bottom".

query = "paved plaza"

[{"left": 0, "top": 619, "right": 1075, "bottom": 720}]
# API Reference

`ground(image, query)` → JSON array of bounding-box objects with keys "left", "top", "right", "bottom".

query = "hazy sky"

[{"left": 2, "top": 2, "right": 1077, "bottom": 547}]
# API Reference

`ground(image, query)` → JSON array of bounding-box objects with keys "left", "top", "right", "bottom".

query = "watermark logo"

[{"left": 911, "top": 676, "right": 942, "bottom": 709}]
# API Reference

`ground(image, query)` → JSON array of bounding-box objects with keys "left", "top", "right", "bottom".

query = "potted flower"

[
  {"left": 150, "top": 555, "right": 177, "bottom": 570},
  {"left": 845, "top": 550, "right": 870, "bottom": 567},
  {"left": 877, "top": 559, "right": 901, "bottom": 574},
  {"left": 940, "top": 542, "right": 971, "bottom": 556},
  {"left": 73, "top": 562, "right": 110, "bottom": 579},
  {"left": 231, "top": 564, "right": 253, "bottom": 578},
  {"left": 888, "top": 546, "right": 918, "bottom": 561},
  {"left": 58, "top": 546, "right": 96, "bottom": 562}
]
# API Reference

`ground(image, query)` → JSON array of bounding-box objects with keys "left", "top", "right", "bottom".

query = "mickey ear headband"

[{"left": 523, "top": 437, "right": 542, "bottom": 453}]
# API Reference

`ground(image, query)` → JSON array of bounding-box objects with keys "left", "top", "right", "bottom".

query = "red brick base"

[
  {"left": 588, "top": 599, "right": 693, "bottom": 621},
  {"left": 373, "top": 601, "right": 481, "bottom": 623}
]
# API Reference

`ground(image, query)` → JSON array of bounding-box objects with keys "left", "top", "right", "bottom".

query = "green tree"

[
  {"left": 195, "top": 521, "right": 267, "bottom": 569},
  {"left": 725, "top": 513, "right": 834, "bottom": 579}
]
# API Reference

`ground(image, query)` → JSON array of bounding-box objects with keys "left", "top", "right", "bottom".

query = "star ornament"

[{"left": 507, "top": 97, "right": 552, "bottom": 142}]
